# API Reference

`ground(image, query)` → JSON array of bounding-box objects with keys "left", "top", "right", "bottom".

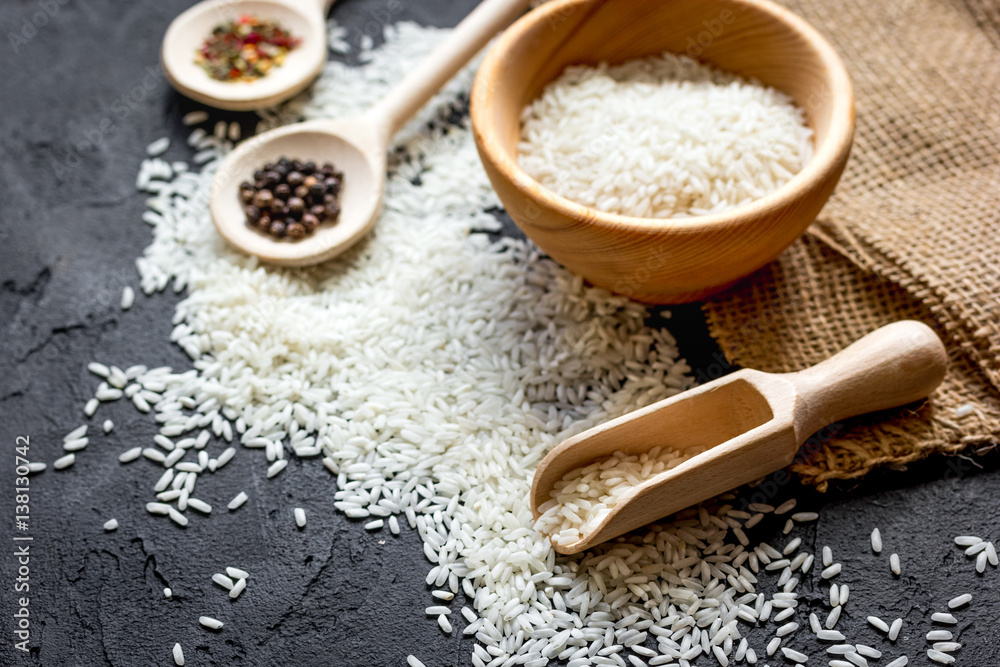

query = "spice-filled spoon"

[
  {"left": 531, "top": 320, "right": 948, "bottom": 555},
  {"left": 210, "top": 0, "right": 531, "bottom": 266},
  {"left": 162, "top": 0, "right": 335, "bottom": 111}
]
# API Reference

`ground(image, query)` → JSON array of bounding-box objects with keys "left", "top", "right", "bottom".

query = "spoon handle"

[
  {"left": 783, "top": 320, "right": 947, "bottom": 440},
  {"left": 371, "top": 0, "right": 532, "bottom": 137}
]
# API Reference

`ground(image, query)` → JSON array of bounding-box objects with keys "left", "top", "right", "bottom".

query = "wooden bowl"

[{"left": 470, "top": 0, "right": 854, "bottom": 303}]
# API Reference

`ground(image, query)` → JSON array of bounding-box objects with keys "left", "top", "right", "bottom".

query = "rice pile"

[
  {"left": 47, "top": 19, "right": 989, "bottom": 667},
  {"left": 534, "top": 446, "right": 699, "bottom": 547},
  {"left": 518, "top": 54, "right": 813, "bottom": 219}
]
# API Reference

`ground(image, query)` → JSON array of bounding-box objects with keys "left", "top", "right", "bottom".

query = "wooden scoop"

[{"left": 530, "top": 320, "right": 947, "bottom": 554}]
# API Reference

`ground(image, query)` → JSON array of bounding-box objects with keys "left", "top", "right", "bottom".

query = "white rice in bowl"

[{"left": 518, "top": 53, "right": 814, "bottom": 219}]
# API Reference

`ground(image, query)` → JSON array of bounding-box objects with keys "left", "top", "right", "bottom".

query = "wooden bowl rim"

[{"left": 472, "top": 0, "right": 855, "bottom": 234}]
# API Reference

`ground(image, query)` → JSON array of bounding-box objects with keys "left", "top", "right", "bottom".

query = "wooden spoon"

[
  {"left": 530, "top": 320, "right": 947, "bottom": 554},
  {"left": 209, "top": 0, "right": 531, "bottom": 266},
  {"left": 162, "top": 0, "right": 336, "bottom": 111}
]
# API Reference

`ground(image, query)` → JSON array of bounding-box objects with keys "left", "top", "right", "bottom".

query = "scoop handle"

[
  {"left": 784, "top": 320, "right": 947, "bottom": 439},
  {"left": 371, "top": 0, "right": 531, "bottom": 137}
]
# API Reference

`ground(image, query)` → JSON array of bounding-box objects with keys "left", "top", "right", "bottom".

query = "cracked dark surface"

[{"left": 1, "top": 0, "right": 998, "bottom": 665}]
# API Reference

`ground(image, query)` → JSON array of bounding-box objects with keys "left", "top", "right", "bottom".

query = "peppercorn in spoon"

[
  {"left": 162, "top": 0, "right": 336, "bottom": 111},
  {"left": 210, "top": 0, "right": 531, "bottom": 266}
]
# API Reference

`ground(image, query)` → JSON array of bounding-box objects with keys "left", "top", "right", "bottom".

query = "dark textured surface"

[{"left": 1, "top": 1, "right": 998, "bottom": 665}]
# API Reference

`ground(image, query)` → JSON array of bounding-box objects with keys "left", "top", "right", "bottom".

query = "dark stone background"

[{"left": 0, "top": 1, "right": 997, "bottom": 665}]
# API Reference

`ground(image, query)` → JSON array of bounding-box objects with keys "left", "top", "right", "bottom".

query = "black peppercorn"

[
  {"left": 301, "top": 213, "right": 319, "bottom": 232},
  {"left": 294, "top": 185, "right": 310, "bottom": 199},
  {"left": 309, "top": 183, "right": 326, "bottom": 200},
  {"left": 325, "top": 200, "right": 341, "bottom": 220},
  {"left": 309, "top": 204, "right": 325, "bottom": 218},
  {"left": 286, "top": 222, "right": 306, "bottom": 239},
  {"left": 274, "top": 183, "right": 291, "bottom": 199},
  {"left": 245, "top": 205, "right": 262, "bottom": 222},
  {"left": 324, "top": 177, "right": 341, "bottom": 196},
  {"left": 257, "top": 213, "right": 271, "bottom": 230},
  {"left": 264, "top": 170, "right": 281, "bottom": 186},
  {"left": 287, "top": 196, "right": 305, "bottom": 215},
  {"left": 286, "top": 171, "right": 304, "bottom": 188},
  {"left": 269, "top": 220, "right": 286, "bottom": 237},
  {"left": 252, "top": 190, "right": 273, "bottom": 208}
]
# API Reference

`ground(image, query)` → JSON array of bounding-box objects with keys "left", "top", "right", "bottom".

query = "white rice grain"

[
  {"left": 229, "top": 577, "right": 247, "bottom": 599},
  {"left": 780, "top": 647, "right": 808, "bottom": 663},
  {"left": 182, "top": 110, "right": 209, "bottom": 126},
  {"left": 927, "top": 649, "right": 955, "bottom": 664},
  {"left": 121, "top": 286, "right": 135, "bottom": 310},
  {"left": 438, "top": 614, "right": 452, "bottom": 634},
  {"left": 888, "top": 618, "right": 902, "bottom": 641},
  {"left": 88, "top": 362, "right": 110, "bottom": 377},
  {"left": 947, "top": 594, "right": 971, "bottom": 609},
  {"left": 146, "top": 137, "right": 170, "bottom": 156},
  {"left": 868, "top": 616, "right": 890, "bottom": 633},
  {"left": 53, "top": 453, "right": 75, "bottom": 470},
  {"left": 821, "top": 563, "right": 842, "bottom": 579},
  {"left": 187, "top": 498, "right": 211, "bottom": 514},
  {"left": 199, "top": 616, "right": 224, "bottom": 630},
  {"left": 267, "top": 459, "right": 288, "bottom": 478},
  {"left": 871, "top": 528, "right": 882, "bottom": 553},
  {"left": 227, "top": 492, "right": 248, "bottom": 511}
]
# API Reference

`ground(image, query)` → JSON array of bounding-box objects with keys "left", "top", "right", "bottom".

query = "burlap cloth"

[{"left": 703, "top": 0, "right": 1000, "bottom": 490}]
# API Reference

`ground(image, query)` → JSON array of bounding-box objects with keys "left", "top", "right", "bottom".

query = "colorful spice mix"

[{"left": 196, "top": 15, "right": 301, "bottom": 83}]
